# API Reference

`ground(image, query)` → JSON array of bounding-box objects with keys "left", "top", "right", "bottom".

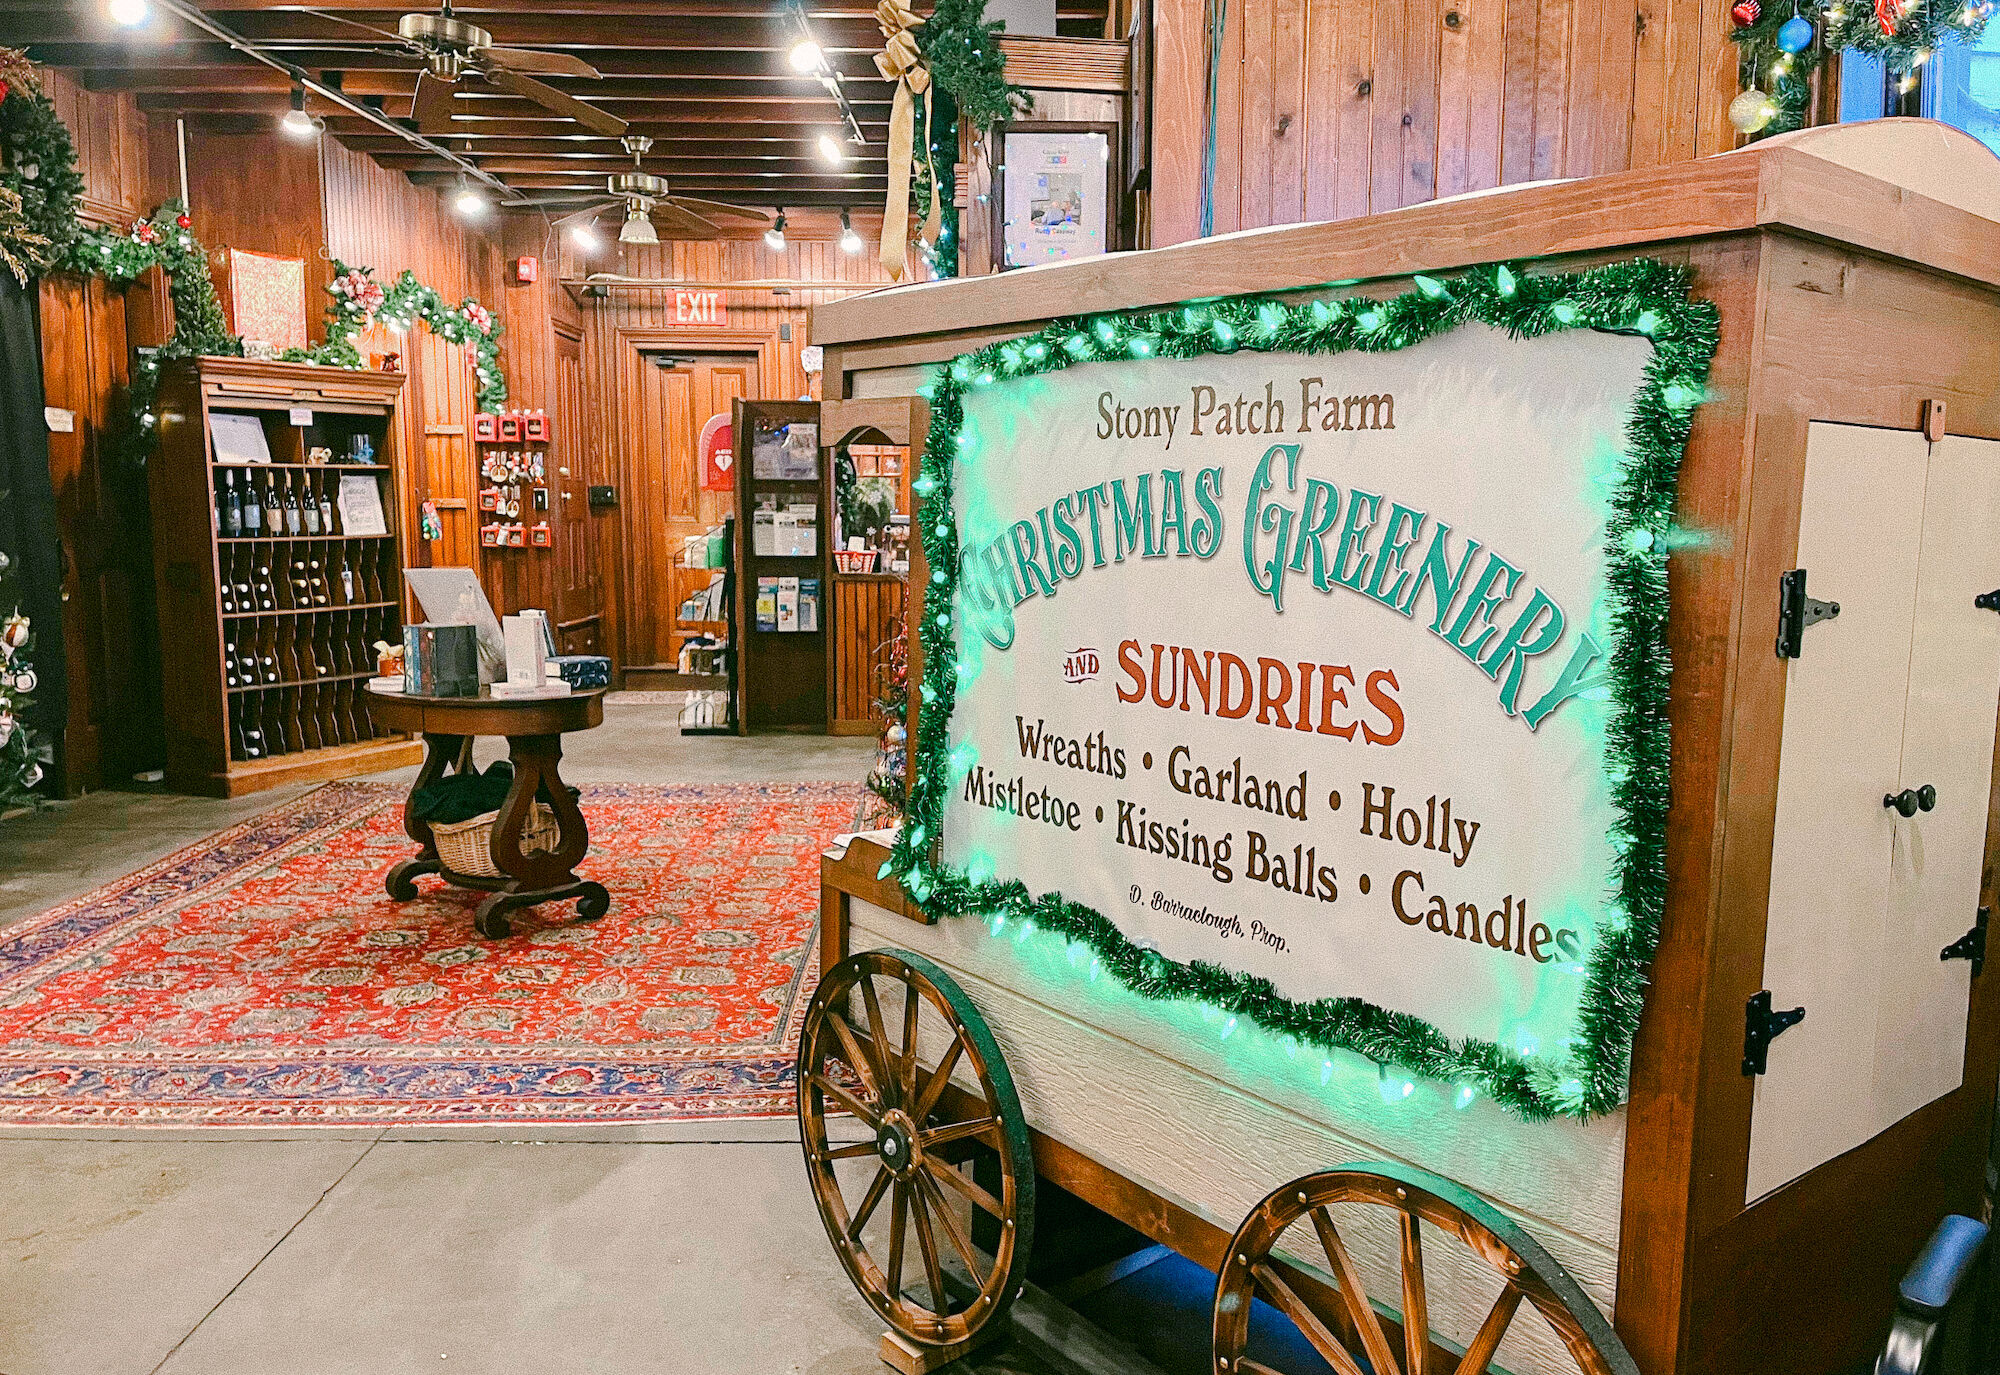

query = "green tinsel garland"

[
  {"left": 911, "top": 0, "right": 1031, "bottom": 278},
  {"left": 1733, "top": 0, "right": 1993, "bottom": 139},
  {"left": 885, "top": 257, "right": 1719, "bottom": 1122},
  {"left": 0, "top": 69, "right": 84, "bottom": 281},
  {"left": 285, "top": 259, "right": 507, "bottom": 414}
]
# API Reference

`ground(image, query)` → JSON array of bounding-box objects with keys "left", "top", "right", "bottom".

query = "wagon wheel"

[
  {"left": 1214, "top": 1163, "right": 1638, "bottom": 1375},
  {"left": 797, "top": 949, "right": 1037, "bottom": 1348}
]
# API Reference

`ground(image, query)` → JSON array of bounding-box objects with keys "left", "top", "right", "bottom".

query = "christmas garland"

[
  {"left": 1730, "top": 0, "right": 1994, "bottom": 138},
  {"left": 0, "top": 531, "right": 51, "bottom": 812},
  {"left": 0, "top": 50, "right": 84, "bottom": 284},
  {"left": 885, "top": 257, "right": 1719, "bottom": 1121},
  {"left": 911, "top": 0, "right": 1032, "bottom": 279},
  {"left": 285, "top": 261, "right": 507, "bottom": 413}
]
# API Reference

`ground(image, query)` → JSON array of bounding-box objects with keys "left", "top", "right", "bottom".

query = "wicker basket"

[
  {"left": 833, "top": 548, "right": 878, "bottom": 574},
  {"left": 431, "top": 803, "right": 561, "bottom": 878}
]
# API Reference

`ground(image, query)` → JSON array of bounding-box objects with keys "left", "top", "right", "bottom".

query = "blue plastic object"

[
  {"left": 1898, "top": 1214, "right": 1989, "bottom": 1319},
  {"left": 1777, "top": 14, "right": 1815, "bottom": 50}
]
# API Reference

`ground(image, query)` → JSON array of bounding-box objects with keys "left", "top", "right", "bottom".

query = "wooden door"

[
  {"left": 620, "top": 349, "right": 757, "bottom": 670},
  {"left": 549, "top": 326, "right": 601, "bottom": 654},
  {"left": 1747, "top": 423, "right": 2000, "bottom": 1201},
  {"left": 38, "top": 274, "right": 161, "bottom": 789}
]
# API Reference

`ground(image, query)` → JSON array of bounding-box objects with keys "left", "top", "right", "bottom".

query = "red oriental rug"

[{"left": 0, "top": 781, "right": 861, "bottom": 1127}]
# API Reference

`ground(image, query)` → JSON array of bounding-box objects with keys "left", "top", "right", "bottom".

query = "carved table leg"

[
  {"left": 472, "top": 733, "right": 607, "bottom": 938},
  {"left": 387, "top": 733, "right": 474, "bottom": 900}
]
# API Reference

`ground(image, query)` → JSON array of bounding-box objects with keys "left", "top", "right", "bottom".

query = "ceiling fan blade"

[
  {"left": 551, "top": 201, "right": 618, "bottom": 228},
  {"left": 657, "top": 200, "right": 721, "bottom": 236},
  {"left": 483, "top": 68, "right": 628, "bottom": 138},
  {"left": 412, "top": 70, "right": 460, "bottom": 135},
  {"left": 478, "top": 47, "right": 603, "bottom": 79},
  {"left": 665, "top": 196, "right": 769, "bottom": 222}
]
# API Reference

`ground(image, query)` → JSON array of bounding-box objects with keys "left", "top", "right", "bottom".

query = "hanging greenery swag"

[
  {"left": 886, "top": 257, "right": 1719, "bottom": 1122},
  {"left": 907, "top": 0, "right": 1032, "bottom": 279},
  {"left": 285, "top": 261, "right": 508, "bottom": 414},
  {"left": 0, "top": 51, "right": 84, "bottom": 285},
  {"left": 1732, "top": 0, "right": 1994, "bottom": 139}
]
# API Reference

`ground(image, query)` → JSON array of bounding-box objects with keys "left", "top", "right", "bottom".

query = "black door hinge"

[
  {"left": 1776, "top": 568, "right": 1840, "bottom": 659},
  {"left": 1942, "top": 906, "right": 1989, "bottom": 978},
  {"left": 1742, "top": 989, "right": 1807, "bottom": 1076}
]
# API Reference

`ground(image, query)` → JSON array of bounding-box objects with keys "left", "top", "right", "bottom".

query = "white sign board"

[{"left": 939, "top": 323, "right": 1654, "bottom": 1070}]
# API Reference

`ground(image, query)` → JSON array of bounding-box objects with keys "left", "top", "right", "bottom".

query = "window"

[{"left": 1836, "top": 26, "right": 2000, "bottom": 154}]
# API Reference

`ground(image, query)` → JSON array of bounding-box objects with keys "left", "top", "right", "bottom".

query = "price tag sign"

[
  {"left": 289, "top": 406, "right": 314, "bottom": 427},
  {"left": 43, "top": 407, "right": 75, "bottom": 433}
]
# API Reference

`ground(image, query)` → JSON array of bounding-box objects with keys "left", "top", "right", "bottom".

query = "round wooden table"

[{"left": 365, "top": 685, "right": 608, "bottom": 938}]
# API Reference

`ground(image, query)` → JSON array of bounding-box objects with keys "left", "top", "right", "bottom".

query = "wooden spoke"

[
  {"left": 899, "top": 984, "right": 921, "bottom": 1101},
  {"left": 915, "top": 1168, "right": 989, "bottom": 1286},
  {"left": 859, "top": 976, "right": 896, "bottom": 1106},
  {"left": 1310, "top": 1206, "right": 1401, "bottom": 1375},
  {"left": 919, "top": 1114, "right": 1000, "bottom": 1150},
  {"left": 810, "top": 1072, "right": 881, "bottom": 1128},
  {"left": 827, "top": 1014, "right": 882, "bottom": 1101},
  {"left": 1250, "top": 1262, "right": 1369, "bottom": 1375},
  {"left": 909, "top": 1180, "right": 952, "bottom": 1316},
  {"left": 1400, "top": 1210, "right": 1430, "bottom": 1375},
  {"left": 924, "top": 1158, "right": 1006, "bottom": 1220},
  {"left": 847, "top": 1165, "right": 893, "bottom": 1241},
  {"left": 885, "top": 1181, "right": 908, "bottom": 1300},
  {"left": 907, "top": 1037, "right": 963, "bottom": 1124},
  {"left": 817, "top": 1139, "right": 880, "bottom": 1163},
  {"left": 1450, "top": 1284, "right": 1524, "bottom": 1375}
]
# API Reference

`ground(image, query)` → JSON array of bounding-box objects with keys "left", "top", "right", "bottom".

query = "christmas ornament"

[
  {"left": 1730, "top": 87, "right": 1778, "bottom": 132},
  {"left": 0, "top": 711, "right": 12, "bottom": 748},
  {"left": 1875, "top": 0, "right": 1899, "bottom": 33},
  {"left": 1731, "top": 0, "right": 1761, "bottom": 24},
  {"left": 1, "top": 612, "right": 28, "bottom": 652},
  {"left": 1777, "top": 12, "right": 1816, "bottom": 48},
  {"left": 10, "top": 667, "right": 34, "bottom": 694},
  {"left": 175, "top": 212, "right": 190, "bottom": 228}
]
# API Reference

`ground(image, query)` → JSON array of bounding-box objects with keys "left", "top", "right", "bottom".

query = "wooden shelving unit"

[
  {"left": 150, "top": 357, "right": 423, "bottom": 796},
  {"left": 731, "top": 398, "right": 827, "bottom": 734}
]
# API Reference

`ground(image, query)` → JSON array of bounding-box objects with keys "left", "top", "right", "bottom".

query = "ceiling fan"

[
  {"left": 303, "top": 2, "right": 628, "bottom": 138},
  {"left": 515, "top": 136, "right": 772, "bottom": 244}
]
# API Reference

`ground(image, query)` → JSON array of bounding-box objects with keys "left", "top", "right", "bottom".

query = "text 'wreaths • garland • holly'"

[{"left": 887, "top": 257, "right": 1719, "bottom": 1121}]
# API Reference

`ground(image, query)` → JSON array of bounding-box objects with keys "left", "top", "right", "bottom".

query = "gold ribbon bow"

[{"left": 874, "top": 0, "right": 939, "bottom": 280}]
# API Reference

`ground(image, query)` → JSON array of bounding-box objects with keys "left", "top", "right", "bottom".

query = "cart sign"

[{"left": 931, "top": 302, "right": 1695, "bottom": 1108}]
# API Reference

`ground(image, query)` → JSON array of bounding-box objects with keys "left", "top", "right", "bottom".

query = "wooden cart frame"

[{"left": 807, "top": 120, "right": 2000, "bottom": 1375}]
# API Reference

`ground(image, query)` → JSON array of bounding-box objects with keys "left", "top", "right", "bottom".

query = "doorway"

[{"left": 620, "top": 348, "right": 759, "bottom": 676}]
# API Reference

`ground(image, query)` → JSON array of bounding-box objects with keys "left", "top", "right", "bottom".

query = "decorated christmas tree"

[{"left": 0, "top": 489, "right": 49, "bottom": 811}]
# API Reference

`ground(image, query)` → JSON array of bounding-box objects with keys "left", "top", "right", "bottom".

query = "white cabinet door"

[
  {"left": 1748, "top": 426, "right": 2000, "bottom": 1204},
  {"left": 1874, "top": 436, "right": 2000, "bottom": 1129},
  {"left": 1748, "top": 423, "right": 1930, "bottom": 1203}
]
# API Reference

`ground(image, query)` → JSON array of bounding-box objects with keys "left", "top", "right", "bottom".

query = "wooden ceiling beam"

[
  {"left": 29, "top": 43, "right": 891, "bottom": 79},
  {"left": 20, "top": 13, "right": 895, "bottom": 48},
  {"left": 88, "top": 69, "right": 896, "bottom": 102},
  {"left": 412, "top": 169, "right": 874, "bottom": 188},
  {"left": 334, "top": 133, "right": 886, "bottom": 155},
  {"left": 318, "top": 118, "right": 887, "bottom": 141},
  {"left": 138, "top": 92, "right": 886, "bottom": 122},
  {"left": 373, "top": 155, "right": 880, "bottom": 174}
]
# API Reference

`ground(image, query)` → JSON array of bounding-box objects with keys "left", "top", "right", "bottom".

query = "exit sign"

[{"left": 673, "top": 290, "right": 723, "bottom": 325}]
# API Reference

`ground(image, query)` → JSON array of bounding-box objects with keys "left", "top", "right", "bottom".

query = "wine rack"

[{"left": 150, "top": 357, "right": 424, "bottom": 796}]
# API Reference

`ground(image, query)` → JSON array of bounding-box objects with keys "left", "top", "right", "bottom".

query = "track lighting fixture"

[
  {"left": 107, "top": 0, "right": 148, "bottom": 27},
  {"left": 839, "top": 208, "right": 862, "bottom": 255},
  {"left": 763, "top": 210, "right": 787, "bottom": 253},
  {"left": 281, "top": 86, "right": 318, "bottom": 138},
  {"left": 817, "top": 133, "right": 846, "bottom": 165}
]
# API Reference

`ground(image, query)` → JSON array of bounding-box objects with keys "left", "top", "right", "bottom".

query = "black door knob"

[{"left": 1885, "top": 785, "right": 1939, "bottom": 817}]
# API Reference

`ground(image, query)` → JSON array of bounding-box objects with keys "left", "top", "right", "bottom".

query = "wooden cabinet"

[
  {"left": 1749, "top": 423, "right": 2000, "bottom": 1199},
  {"left": 731, "top": 398, "right": 828, "bottom": 733},
  {"left": 150, "top": 357, "right": 423, "bottom": 796}
]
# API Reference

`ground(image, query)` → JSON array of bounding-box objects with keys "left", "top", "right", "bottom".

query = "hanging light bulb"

[
  {"left": 107, "top": 0, "right": 148, "bottom": 27},
  {"left": 789, "top": 38, "right": 823, "bottom": 71},
  {"left": 281, "top": 86, "right": 318, "bottom": 138},
  {"left": 570, "top": 220, "right": 600, "bottom": 251},
  {"left": 763, "top": 209, "right": 787, "bottom": 252},
  {"left": 839, "top": 207, "right": 862, "bottom": 255},
  {"left": 453, "top": 180, "right": 488, "bottom": 218}
]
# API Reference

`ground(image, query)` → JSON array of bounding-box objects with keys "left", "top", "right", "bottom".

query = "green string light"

[{"left": 889, "top": 257, "right": 1719, "bottom": 1122}]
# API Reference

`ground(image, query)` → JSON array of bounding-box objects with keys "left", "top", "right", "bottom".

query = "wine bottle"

[
  {"left": 222, "top": 469, "right": 243, "bottom": 537},
  {"left": 255, "top": 562, "right": 276, "bottom": 612},
  {"left": 319, "top": 485, "right": 337, "bottom": 535},
  {"left": 283, "top": 474, "right": 302, "bottom": 535},
  {"left": 224, "top": 638, "right": 241, "bottom": 688},
  {"left": 302, "top": 477, "right": 322, "bottom": 535},
  {"left": 266, "top": 474, "right": 282, "bottom": 535},
  {"left": 242, "top": 470, "right": 263, "bottom": 534}
]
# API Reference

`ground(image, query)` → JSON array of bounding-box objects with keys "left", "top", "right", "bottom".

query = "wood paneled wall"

[
  {"left": 1148, "top": 0, "right": 1741, "bottom": 242},
  {"left": 39, "top": 70, "right": 146, "bottom": 228},
  {"left": 579, "top": 233, "right": 894, "bottom": 673}
]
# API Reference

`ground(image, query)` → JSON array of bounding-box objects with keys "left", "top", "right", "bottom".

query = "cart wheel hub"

[{"left": 877, "top": 1110, "right": 919, "bottom": 1175}]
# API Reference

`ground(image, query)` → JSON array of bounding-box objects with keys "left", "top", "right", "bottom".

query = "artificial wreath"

[
  {"left": 910, "top": 0, "right": 1032, "bottom": 278},
  {"left": 1730, "top": 0, "right": 1994, "bottom": 138},
  {"left": 285, "top": 261, "right": 508, "bottom": 413},
  {"left": 0, "top": 48, "right": 84, "bottom": 284}
]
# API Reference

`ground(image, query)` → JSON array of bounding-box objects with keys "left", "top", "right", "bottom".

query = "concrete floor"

[{"left": 0, "top": 705, "right": 1035, "bottom": 1375}]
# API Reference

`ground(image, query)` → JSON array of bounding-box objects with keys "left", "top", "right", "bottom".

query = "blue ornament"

[{"left": 1777, "top": 14, "right": 1815, "bottom": 50}]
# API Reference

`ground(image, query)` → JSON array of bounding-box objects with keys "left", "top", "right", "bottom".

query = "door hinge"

[
  {"left": 1776, "top": 568, "right": 1840, "bottom": 659},
  {"left": 1942, "top": 906, "right": 1989, "bottom": 977},
  {"left": 1742, "top": 990, "right": 1807, "bottom": 1076}
]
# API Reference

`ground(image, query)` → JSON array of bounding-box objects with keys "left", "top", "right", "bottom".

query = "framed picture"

[{"left": 991, "top": 123, "right": 1120, "bottom": 271}]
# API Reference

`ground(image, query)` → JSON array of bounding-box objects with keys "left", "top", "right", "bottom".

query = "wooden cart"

[{"left": 799, "top": 121, "right": 2000, "bottom": 1375}]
